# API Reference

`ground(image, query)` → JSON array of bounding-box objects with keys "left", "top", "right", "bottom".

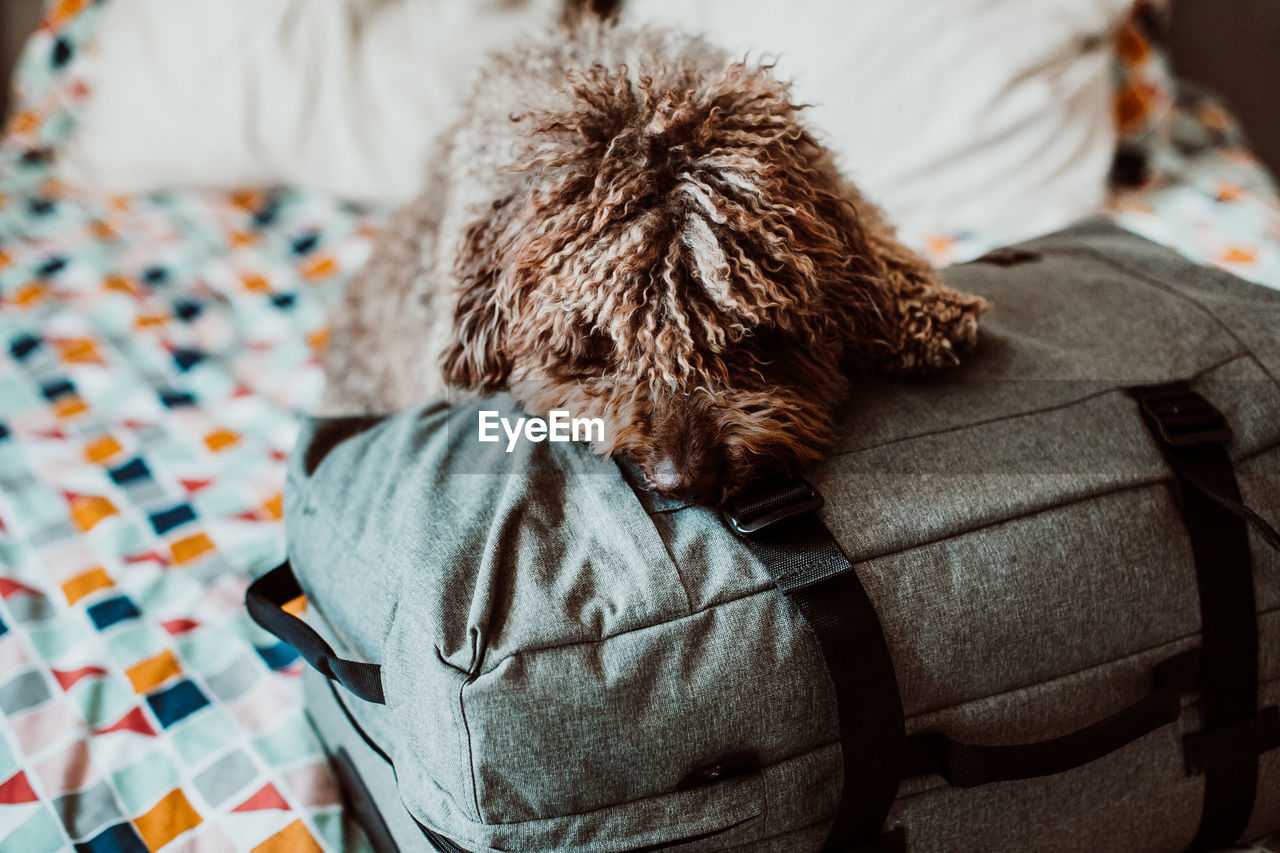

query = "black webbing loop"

[
  {"left": 246, "top": 562, "right": 386, "bottom": 705},
  {"left": 1183, "top": 706, "right": 1280, "bottom": 776},
  {"left": 723, "top": 480, "right": 905, "bottom": 851},
  {"left": 903, "top": 649, "right": 1200, "bottom": 787},
  {"left": 1128, "top": 382, "right": 1271, "bottom": 851}
]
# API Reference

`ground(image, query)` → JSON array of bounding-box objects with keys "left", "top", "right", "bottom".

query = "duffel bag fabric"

[{"left": 253, "top": 220, "right": 1280, "bottom": 852}]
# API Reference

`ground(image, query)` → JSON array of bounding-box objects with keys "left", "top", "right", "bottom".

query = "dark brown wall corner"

[{"left": 1168, "top": 0, "right": 1280, "bottom": 180}]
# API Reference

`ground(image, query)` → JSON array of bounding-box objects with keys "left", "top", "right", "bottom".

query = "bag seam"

[
  {"left": 430, "top": 755, "right": 771, "bottom": 831},
  {"left": 829, "top": 227, "right": 1280, "bottom": 460},
  {"left": 475, "top": 439, "right": 1279, "bottom": 673},
  {"left": 827, "top": 349, "right": 1249, "bottom": 459},
  {"left": 604, "top": 457, "right": 694, "bottom": 615},
  {"left": 1068, "top": 243, "right": 1280, "bottom": 389},
  {"left": 842, "top": 437, "right": 1279, "bottom": 566}
]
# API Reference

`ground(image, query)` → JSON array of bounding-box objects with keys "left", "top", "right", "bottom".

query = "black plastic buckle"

[
  {"left": 1134, "top": 384, "right": 1232, "bottom": 448},
  {"left": 721, "top": 478, "right": 824, "bottom": 535}
]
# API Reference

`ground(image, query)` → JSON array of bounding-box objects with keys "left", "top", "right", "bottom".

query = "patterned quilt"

[{"left": 0, "top": 3, "right": 1276, "bottom": 852}]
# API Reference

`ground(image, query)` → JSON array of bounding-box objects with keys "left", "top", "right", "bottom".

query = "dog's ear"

[
  {"left": 818, "top": 182, "right": 988, "bottom": 375},
  {"left": 801, "top": 184, "right": 900, "bottom": 372},
  {"left": 440, "top": 202, "right": 515, "bottom": 391}
]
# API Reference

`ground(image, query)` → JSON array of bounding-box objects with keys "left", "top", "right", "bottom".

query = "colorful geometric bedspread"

[{"left": 0, "top": 4, "right": 1277, "bottom": 853}]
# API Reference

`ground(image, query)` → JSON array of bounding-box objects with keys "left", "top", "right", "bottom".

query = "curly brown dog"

[{"left": 322, "top": 11, "right": 989, "bottom": 503}]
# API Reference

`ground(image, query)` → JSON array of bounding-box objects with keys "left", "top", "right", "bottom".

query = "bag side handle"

[
  {"left": 903, "top": 649, "right": 1200, "bottom": 787},
  {"left": 246, "top": 561, "right": 385, "bottom": 705}
]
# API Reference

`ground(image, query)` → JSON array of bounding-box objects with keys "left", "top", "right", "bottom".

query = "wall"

[
  {"left": 1, "top": 0, "right": 44, "bottom": 120},
  {"left": 1168, "top": 0, "right": 1280, "bottom": 179}
]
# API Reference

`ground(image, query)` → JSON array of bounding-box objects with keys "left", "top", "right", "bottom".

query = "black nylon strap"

[
  {"left": 903, "top": 649, "right": 1200, "bottom": 787},
  {"left": 323, "top": 677, "right": 470, "bottom": 853},
  {"left": 246, "top": 562, "right": 386, "bottom": 704},
  {"left": 330, "top": 748, "right": 401, "bottom": 853},
  {"left": 723, "top": 481, "right": 905, "bottom": 851},
  {"left": 1128, "top": 382, "right": 1265, "bottom": 851},
  {"left": 897, "top": 383, "right": 1278, "bottom": 809}
]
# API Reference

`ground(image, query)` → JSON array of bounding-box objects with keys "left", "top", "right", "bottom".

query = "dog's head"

[{"left": 443, "top": 36, "right": 892, "bottom": 503}]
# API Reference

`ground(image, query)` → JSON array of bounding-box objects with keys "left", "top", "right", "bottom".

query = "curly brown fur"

[{"left": 322, "top": 15, "right": 989, "bottom": 503}]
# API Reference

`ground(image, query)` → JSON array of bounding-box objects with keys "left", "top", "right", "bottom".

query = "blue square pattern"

[
  {"left": 173, "top": 300, "right": 203, "bottom": 322},
  {"left": 158, "top": 390, "right": 195, "bottom": 409},
  {"left": 36, "top": 255, "right": 67, "bottom": 277},
  {"left": 28, "top": 197, "right": 56, "bottom": 217},
  {"left": 108, "top": 458, "right": 151, "bottom": 486},
  {"left": 40, "top": 378, "right": 75, "bottom": 401},
  {"left": 146, "top": 679, "right": 210, "bottom": 728},
  {"left": 291, "top": 232, "right": 319, "bottom": 255},
  {"left": 51, "top": 38, "right": 74, "bottom": 70},
  {"left": 171, "top": 349, "right": 205, "bottom": 372},
  {"left": 255, "top": 641, "right": 300, "bottom": 671},
  {"left": 10, "top": 334, "right": 41, "bottom": 360},
  {"left": 148, "top": 504, "right": 195, "bottom": 536},
  {"left": 74, "top": 822, "right": 148, "bottom": 853},
  {"left": 86, "top": 596, "right": 140, "bottom": 631}
]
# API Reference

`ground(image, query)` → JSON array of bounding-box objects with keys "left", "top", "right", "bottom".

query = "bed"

[{"left": 0, "top": 3, "right": 1277, "bottom": 851}]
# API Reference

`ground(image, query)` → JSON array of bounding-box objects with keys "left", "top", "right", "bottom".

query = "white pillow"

[
  {"left": 56, "top": 0, "right": 562, "bottom": 205},
  {"left": 624, "top": 0, "right": 1134, "bottom": 249},
  {"left": 58, "top": 0, "right": 1132, "bottom": 249}
]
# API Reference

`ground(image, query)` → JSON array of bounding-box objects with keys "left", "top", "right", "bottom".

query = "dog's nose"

[{"left": 649, "top": 457, "right": 719, "bottom": 502}]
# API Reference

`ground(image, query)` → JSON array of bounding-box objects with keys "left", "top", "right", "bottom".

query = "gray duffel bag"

[{"left": 248, "top": 221, "right": 1280, "bottom": 852}]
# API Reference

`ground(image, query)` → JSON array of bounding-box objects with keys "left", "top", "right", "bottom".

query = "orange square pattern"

[
  {"left": 61, "top": 567, "right": 112, "bottom": 605},
  {"left": 55, "top": 396, "right": 89, "bottom": 419},
  {"left": 251, "top": 820, "right": 323, "bottom": 853},
  {"left": 70, "top": 496, "right": 117, "bottom": 532},
  {"left": 84, "top": 434, "right": 122, "bottom": 464},
  {"left": 48, "top": 0, "right": 89, "bottom": 28},
  {"left": 58, "top": 338, "right": 103, "bottom": 364},
  {"left": 103, "top": 275, "right": 135, "bottom": 293},
  {"left": 126, "top": 650, "right": 182, "bottom": 693},
  {"left": 204, "top": 430, "right": 240, "bottom": 452},
  {"left": 171, "top": 533, "right": 216, "bottom": 565},
  {"left": 261, "top": 494, "right": 283, "bottom": 521},
  {"left": 88, "top": 220, "right": 116, "bottom": 240},
  {"left": 134, "top": 788, "right": 203, "bottom": 851},
  {"left": 301, "top": 255, "right": 337, "bottom": 281},
  {"left": 14, "top": 282, "right": 45, "bottom": 306}
]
